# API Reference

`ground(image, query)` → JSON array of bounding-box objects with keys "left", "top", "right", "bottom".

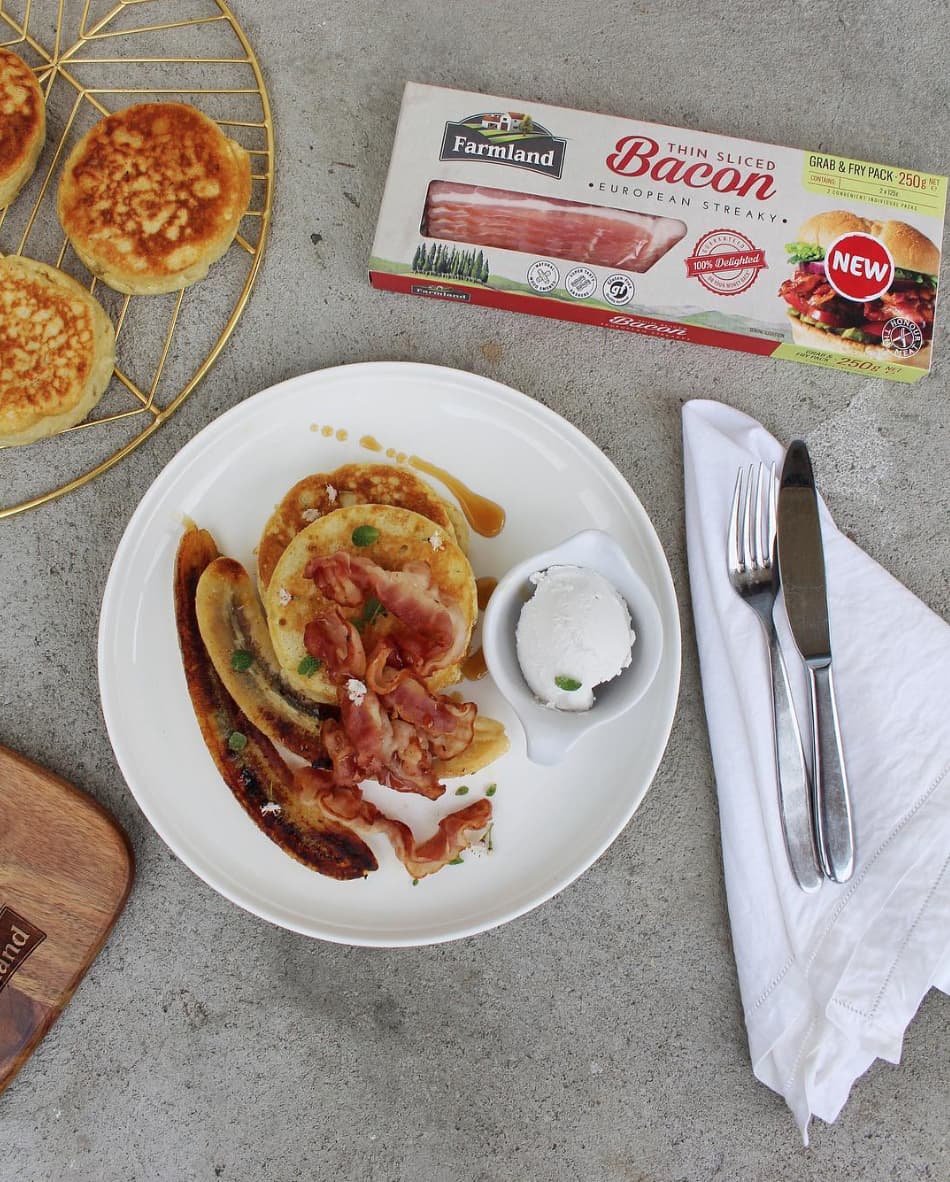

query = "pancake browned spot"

[
  {"left": 57, "top": 101, "right": 251, "bottom": 295},
  {"left": 0, "top": 47, "right": 45, "bottom": 207},
  {"left": 258, "top": 462, "right": 469, "bottom": 590},
  {"left": 0, "top": 256, "right": 115, "bottom": 447}
]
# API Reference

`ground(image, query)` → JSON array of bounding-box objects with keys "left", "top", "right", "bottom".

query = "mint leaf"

[
  {"left": 351, "top": 525, "right": 380, "bottom": 547},
  {"left": 352, "top": 596, "right": 386, "bottom": 632}
]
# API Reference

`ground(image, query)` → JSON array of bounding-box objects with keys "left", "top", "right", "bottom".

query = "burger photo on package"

[{"left": 778, "top": 211, "right": 939, "bottom": 367}]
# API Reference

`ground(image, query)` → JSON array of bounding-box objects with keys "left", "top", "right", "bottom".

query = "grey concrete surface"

[{"left": 2, "top": 1, "right": 949, "bottom": 1179}]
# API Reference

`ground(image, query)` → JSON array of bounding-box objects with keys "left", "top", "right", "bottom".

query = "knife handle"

[
  {"left": 809, "top": 663, "right": 855, "bottom": 883},
  {"left": 768, "top": 628, "right": 821, "bottom": 892}
]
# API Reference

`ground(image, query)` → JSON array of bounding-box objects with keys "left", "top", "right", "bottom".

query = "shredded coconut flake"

[
  {"left": 326, "top": 484, "right": 338, "bottom": 503},
  {"left": 346, "top": 678, "right": 367, "bottom": 706},
  {"left": 428, "top": 532, "right": 444, "bottom": 550},
  {"left": 301, "top": 508, "right": 320, "bottom": 523},
  {"left": 277, "top": 586, "right": 292, "bottom": 606},
  {"left": 260, "top": 802, "right": 282, "bottom": 816}
]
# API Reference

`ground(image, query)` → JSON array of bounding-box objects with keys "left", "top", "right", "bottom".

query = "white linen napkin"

[{"left": 682, "top": 398, "right": 950, "bottom": 1141}]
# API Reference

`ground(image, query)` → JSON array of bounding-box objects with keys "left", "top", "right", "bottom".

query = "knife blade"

[{"left": 777, "top": 441, "right": 854, "bottom": 883}]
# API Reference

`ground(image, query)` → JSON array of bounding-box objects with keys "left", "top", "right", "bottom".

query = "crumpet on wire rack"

[
  {"left": 57, "top": 101, "right": 251, "bottom": 295},
  {"left": 0, "top": 46, "right": 45, "bottom": 207},
  {"left": 0, "top": 255, "right": 115, "bottom": 446}
]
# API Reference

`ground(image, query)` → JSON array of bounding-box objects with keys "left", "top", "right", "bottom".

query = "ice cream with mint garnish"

[{"left": 515, "top": 564, "right": 636, "bottom": 711}]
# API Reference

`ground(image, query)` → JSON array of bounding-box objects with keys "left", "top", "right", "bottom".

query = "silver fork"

[{"left": 728, "top": 463, "right": 822, "bottom": 892}]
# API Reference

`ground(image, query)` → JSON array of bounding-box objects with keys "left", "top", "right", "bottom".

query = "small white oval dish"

[{"left": 482, "top": 530, "right": 664, "bottom": 765}]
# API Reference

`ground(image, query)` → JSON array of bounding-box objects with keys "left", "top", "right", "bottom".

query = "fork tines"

[{"left": 728, "top": 462, "right": 777, "bottom": 581}]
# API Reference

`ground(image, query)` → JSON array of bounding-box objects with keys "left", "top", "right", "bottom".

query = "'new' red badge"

[{"left": 825, "top": 232, "right": 894, "bottom": 302}]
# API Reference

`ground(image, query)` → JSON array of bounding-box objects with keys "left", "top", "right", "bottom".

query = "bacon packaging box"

[{"left": 370, "top": 83, "right": 947, "bottom": 382}]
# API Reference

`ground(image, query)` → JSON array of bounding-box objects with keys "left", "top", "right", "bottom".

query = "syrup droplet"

[
  {"left": 476, "top": 577, "right": 497, "bottom": 610},
  {"left": 462, "top": 578, "right": 497, "bottom": 681},
  {"left": 360, "top": 435, "right": 383, "bottom": 452},
  {"left": 462, "top": 648, "right": 488, "bottom": 681}
]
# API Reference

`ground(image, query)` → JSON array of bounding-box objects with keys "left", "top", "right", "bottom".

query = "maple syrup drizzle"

[
  {"left": 409, "top": 456, "right": 506, "bottom": 537},
  {"left": 462, "top": 648, "right": 488, "bottom": 681},
  {"left": 462, "top": 578, "right": 498, "bottom": 681},
  {"left": 476, "top": 576, "right": 497, "bottom": 610},
  {"left": 301, "top": 430, "right": 506, "bottom": 538}
]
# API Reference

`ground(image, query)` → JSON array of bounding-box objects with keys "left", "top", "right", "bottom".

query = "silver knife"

[
  {"left": 768, "top": 533, "right": 822, "bottom": 893},
  {"left": 777, "top": 441, "right": 854, "bottom": 883}
]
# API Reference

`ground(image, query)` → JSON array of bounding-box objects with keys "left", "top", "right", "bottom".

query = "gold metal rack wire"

[{"left": 0, "top": 0, "right": 274, "bottom": 517}]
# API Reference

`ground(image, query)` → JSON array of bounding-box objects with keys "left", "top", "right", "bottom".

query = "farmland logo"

[
  {"left": 441, "top": 112, "right": 566, "bottom": 178},
  {"left": 0, "top": 905, "right": 46, "bottom": 994}
]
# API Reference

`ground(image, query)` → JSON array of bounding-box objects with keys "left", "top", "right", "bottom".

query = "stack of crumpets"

[
  {"left": 257, "top": 462, "right": 470, "bottom": 590},
  {"left": 58, "top": 101, "right": 251, "bottom": 295},
  {"left": 0, "top": 47, "right": 45, "bottom": 207}
]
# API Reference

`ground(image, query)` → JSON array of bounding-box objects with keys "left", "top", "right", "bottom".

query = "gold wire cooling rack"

[{"left": 0, "top": 0, "right": 274, "bottom": 517}]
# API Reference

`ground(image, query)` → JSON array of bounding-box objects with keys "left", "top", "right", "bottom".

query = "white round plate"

[{"left": 98, "top": 362, "right": 680, "bottom": 946}]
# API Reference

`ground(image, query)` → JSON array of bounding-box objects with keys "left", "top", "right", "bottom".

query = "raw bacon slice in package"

[{"left": 422, "top": 180, "right": 687, "bottom": 273}]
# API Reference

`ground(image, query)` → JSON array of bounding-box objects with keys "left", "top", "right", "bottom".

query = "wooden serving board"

[{"left": 0, "top": 744, "right": 134, "bottom": 1094}]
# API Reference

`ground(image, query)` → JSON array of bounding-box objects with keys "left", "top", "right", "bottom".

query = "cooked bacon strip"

[
  {"left": 379, "top": 673, "right": 476, "bottom": 760},
  {"left": 304, "top": 608, "right": 366, "bottom": 681},
  {"left": 296, "top": 770, "right": 492, "bottom": 879},
  {"left": 339, "top": 690, "right": 443, "bottom": 799},
  {"left": 322, "top": 717, "right": 360, "bottom": 784},
  {"left": 173, "top": 527, "right": 376, "bottom": 881},
  {"left": 365, "top": 644, "right": 477, "bottom": 761},
  {"left": 364, "top": 641, "right": 408, "bottom": 693},
  {"left": 304, "top": 553, "right": 366, "bottom": 606},
  {"left": 306, "top": 552, "right": 468, "bottom": 675}
]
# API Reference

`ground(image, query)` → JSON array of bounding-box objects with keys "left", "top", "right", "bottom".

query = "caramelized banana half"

[
  {"left": 196, "top": 555, "right": 329, "bottom": 762},
  {"left": 174, "top": 527, "right": 376, "bottom": 880}
]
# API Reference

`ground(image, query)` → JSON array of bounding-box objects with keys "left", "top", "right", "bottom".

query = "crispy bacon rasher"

[
  {"left": 331, "top": 694, "right": 444, "bottom": 800},
  {"left": 302, "top": 550, "right": 481, "bottom": 802},
  {"left": 296, "top": 769, "right": 492, "bottom": 880},
  {"left": 366, "top": 642, "right": 477, "bottom": 759},
  {"left": 303, "top": 608, "right": 366, "bottom": 681},
  {"left": 305, "top": 552, "right": 469, "bottom": 675}
]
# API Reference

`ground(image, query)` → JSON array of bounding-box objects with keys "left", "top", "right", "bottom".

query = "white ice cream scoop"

[
  {"left": 515, "top": 564, "right": 636, "bottom": 711},
  {"left": 482, "top": 531, "right": 664, "bottom": 765}
]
